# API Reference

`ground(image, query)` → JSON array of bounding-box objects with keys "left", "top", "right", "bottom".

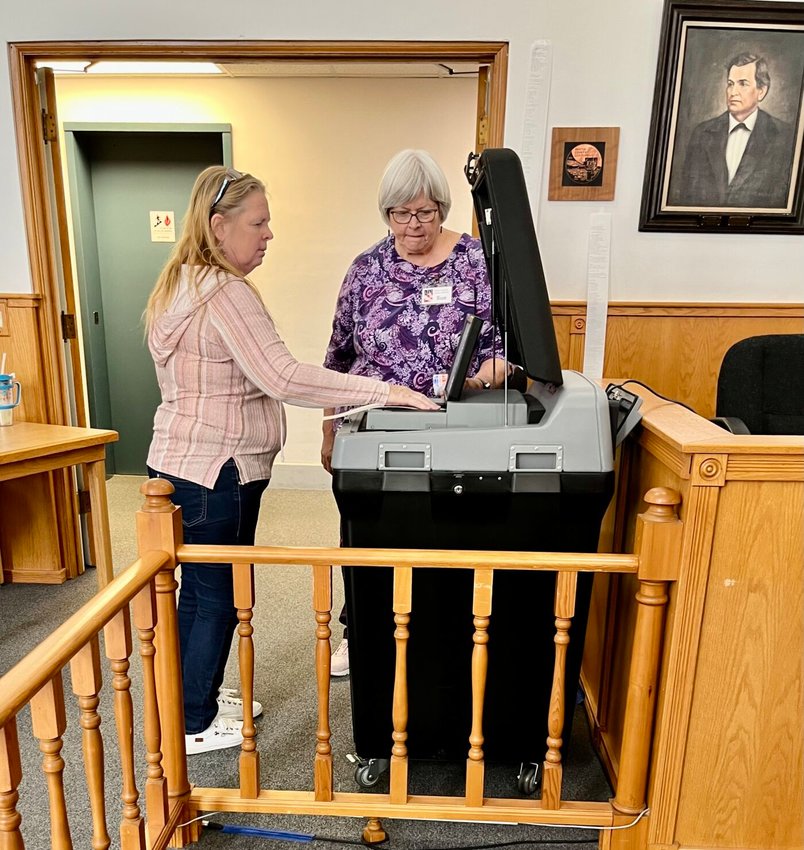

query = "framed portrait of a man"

[{"left": 640, "top": 0, "right": 804, "bottom": 233}]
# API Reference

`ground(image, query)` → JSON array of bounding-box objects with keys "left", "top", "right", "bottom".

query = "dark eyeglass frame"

[
  {"left": 388, "top": 207, "right": 439, "bottom": 224},
  {"left": 210, "top": 168, "right": 243, "bottom": 212}
]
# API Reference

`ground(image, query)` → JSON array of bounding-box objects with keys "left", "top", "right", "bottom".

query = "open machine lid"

[{"left": 466, "top": 148, "right": 563, "bottom": 387}]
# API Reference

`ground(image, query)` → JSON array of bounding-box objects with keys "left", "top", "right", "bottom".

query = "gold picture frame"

[{"left": 548, "top": 127, "right": 620, "bottom": 201}]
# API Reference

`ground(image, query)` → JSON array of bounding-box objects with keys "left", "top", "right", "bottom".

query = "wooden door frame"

[{"left": 8, "top": 39, "right": 509, "bottom": 424}]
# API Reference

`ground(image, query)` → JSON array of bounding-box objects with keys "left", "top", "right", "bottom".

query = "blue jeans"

[{"left": 148, "top": 460, "right": 269, "bottom": 734}]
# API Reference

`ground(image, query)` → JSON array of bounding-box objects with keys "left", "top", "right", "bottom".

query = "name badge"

[
  {"left": 432, "top": 372, "right": 449, "bottom": 397},
  {"left": 421, "top": 284, "right": 453, "bottom": 306}
]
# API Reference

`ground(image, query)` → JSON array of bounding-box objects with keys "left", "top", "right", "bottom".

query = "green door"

[{"left": 66, "top": 126, "right": 231, "bottom": 474}]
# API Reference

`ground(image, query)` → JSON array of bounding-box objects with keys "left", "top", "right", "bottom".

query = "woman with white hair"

[{"left": 320, "top": 149, "right": 506, "bottom": 675}]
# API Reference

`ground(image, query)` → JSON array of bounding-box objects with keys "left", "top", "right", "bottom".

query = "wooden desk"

[{"left": 0, "top": 422, "right": 118, "bottom": 586}]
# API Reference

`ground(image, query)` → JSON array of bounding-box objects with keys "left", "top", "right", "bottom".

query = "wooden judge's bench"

[{"left": 582, "top": 387, "right": 804, "bottom": 850}]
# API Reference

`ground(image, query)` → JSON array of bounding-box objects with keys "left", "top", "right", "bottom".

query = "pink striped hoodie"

[{"left": 147, "top": 266, "right": 389, "bottom": 488}]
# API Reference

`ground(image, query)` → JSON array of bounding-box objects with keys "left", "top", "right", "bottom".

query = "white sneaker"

[
  {"left": 217, "top": 687, "right": 263, "bottom": 720},
  {"left": 331, "top": 638, "right": 350, "bottom": 677},
  {"left": 185, "top": 716, "right": 244, "bottom": 755}
]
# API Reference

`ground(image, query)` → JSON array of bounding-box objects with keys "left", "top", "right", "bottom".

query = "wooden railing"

[
  {"left": 0, "top": 549, "right": 180, "bottom": 850},
  {"left": 0, "top": 481, "right": 682, "bottom": 850}
]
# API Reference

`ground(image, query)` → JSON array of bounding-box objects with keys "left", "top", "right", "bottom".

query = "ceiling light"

[
  {"left": 35, "top": 60, "right": 92, "bottom": 74},
  {"left": 85, "top": 61, "right": 222, "bottom": 75}
]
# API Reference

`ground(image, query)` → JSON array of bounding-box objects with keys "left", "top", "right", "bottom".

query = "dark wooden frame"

[{"left": 639, "top": 0, "right": 804, "bottom": 234}]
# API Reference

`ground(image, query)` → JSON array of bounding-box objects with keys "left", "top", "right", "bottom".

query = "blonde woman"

[{"left": 144, "top": 165, "right": 436, "bottom": 755}]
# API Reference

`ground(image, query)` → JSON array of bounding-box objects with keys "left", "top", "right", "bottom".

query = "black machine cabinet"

[{"left": 334, "top": 469, "right": 613, "bottom": 765}]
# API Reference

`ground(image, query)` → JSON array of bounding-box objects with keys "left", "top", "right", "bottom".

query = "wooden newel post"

[
  {"left": 612, "top": 487, "right": 681, "bottom": 825},
  {"left": 136, "top": 480, "right": 190, "bottom": 813}
]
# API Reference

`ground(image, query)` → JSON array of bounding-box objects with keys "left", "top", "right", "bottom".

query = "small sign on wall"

[{"left": 150, "top": 211, "right": 176, "bottom": 243}]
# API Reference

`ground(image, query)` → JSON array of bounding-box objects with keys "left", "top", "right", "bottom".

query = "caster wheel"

[
  {"left": 355, "top": 764, "right": 380, "bottom": 788},
  {"left": 517, "top": 764, "right": 540, "bottom": 796}
]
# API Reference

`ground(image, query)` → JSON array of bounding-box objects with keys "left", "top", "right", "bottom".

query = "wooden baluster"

[
  {"left": 69, "top": 638, "right": 110, "bottom": 850},
  {"left": 104, "top": 610, "right": 145, "bottom": 850},
  {"left": 541, "top": 571, "right": 577, "bottom": 809},
  {"left": 85, "top": 457, "right": 114, "bottom": 588},
  {"left": 312, "top": 564, "right": 333, "bottom": 802},
  {"left": 389, "top": 566, "right": 412, "bottom": 805},
  {"left": 234, "top": 562, "right": 260, "bottom": 798},
  {"left": 465, "top": 568, "right": 493, "bottom": 807},
  {"left": 136, "top": 478, "right": 192, "bottom": 848},
  {"left": 30, "top": 673, "right": 71, "bottom": 850},
  {"left": 610, "top": 488, "right": 679, "bottom": 849},
  {"left": 0, "top": 718, "right": 24, "bottom": 850},
  {"left": 132, "top": 580, "right": 168, "bottom": 847}
]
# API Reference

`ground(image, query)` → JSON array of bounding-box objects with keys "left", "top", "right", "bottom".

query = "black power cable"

[
  {"left": 202, "top": 819, "right": 598, "bottom": 849},
  {"left": 607, "top": 378, "right": 697, "bottom": 414}
]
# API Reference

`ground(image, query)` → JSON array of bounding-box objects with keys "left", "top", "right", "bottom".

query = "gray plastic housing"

[{"left": 333, "top": 370, "right": 614, "bottom": 474}]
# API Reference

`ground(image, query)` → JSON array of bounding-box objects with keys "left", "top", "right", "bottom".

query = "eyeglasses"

[
  {"left": 389, "top": 207, "right": 438, "bottom": 224},
  {"left": 210, "top": 168, "right": 244, "bottom": 211}
]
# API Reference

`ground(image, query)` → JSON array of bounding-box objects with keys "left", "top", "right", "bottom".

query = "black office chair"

[{"left": 713, "top": 334, "right": 804, "bottom": 435}]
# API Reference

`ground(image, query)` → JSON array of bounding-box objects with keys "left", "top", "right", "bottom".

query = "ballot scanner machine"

[{"left": 331, "top": 148, "right": 638, "bottom": 792}]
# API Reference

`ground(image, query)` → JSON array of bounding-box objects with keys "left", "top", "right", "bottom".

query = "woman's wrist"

[{"left": 465, "top": 376, "right": 491, "bottom": 391}]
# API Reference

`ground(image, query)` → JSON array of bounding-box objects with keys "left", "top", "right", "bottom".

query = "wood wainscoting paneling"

[
  {"left": 0, "top": 294, "right": 48, "bottom": 423},
  {"left": 0, "top": 293, "right": 81, "bottom": 584},
  {"left": 6, "top": 295, "right": 800, "bottom": 429},
  {"left": 552, "top": 302, "right": 804, "bottom": 418}
]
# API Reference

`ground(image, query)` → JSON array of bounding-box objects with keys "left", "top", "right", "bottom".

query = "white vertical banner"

[
  {"left": 520, "top": 40, "right": 553, "bottom": 222},
  {"left": 583, "top": 213, "right": 612, "bottom": 380}
]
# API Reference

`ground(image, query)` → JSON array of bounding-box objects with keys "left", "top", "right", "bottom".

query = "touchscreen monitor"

[{"left": 444, "top": 313, "right": 483, "bottom": 402}]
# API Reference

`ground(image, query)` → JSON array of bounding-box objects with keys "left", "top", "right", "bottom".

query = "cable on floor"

[{"left": 177, "top": 807, "right": 648, "bottom": 848}]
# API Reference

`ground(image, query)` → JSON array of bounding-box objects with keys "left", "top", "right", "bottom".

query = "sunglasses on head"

[{"left": 210, "top": 168, "right": 244, "bottom": 212}]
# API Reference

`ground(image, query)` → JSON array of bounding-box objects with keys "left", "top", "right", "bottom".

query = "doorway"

[
  {"left": 10, "top": 41, "right": 507, "bottom": 430},
  {"left": 65, "top": 125, "right": 231, "bottom": 472}
]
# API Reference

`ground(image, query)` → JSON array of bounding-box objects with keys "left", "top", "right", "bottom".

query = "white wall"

[{"left": 1, "top": 0, "right": 803, "bottom": 302}]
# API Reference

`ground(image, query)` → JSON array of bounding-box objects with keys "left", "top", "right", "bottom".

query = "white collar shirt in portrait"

[{"left": 726, "top": 109, "right": 758, "bottom": 184}]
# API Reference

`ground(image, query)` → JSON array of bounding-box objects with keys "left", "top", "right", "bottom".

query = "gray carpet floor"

[{"left": 0, "top": 476, "right": 610, "bottom": 850}]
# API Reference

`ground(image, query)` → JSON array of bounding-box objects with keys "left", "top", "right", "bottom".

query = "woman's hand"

[
  {"left": 321, "top": 411, "right": 336, "bottom": 474},
  {"left": 321, "top": 427, "right": 335, "bottom": 474},
  {"left": 387, "top": 384, "right": 440, "bottom": 410},
  {"left": 463, "top": 376, "right": 490, "bottom": 392},
  {"left": 470, "top": 357, "right": 509, "bottom": 390}
]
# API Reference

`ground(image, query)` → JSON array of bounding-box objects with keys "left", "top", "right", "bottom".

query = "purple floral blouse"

[{"left": 324, "top": 234, "right": 503, "bottom": 397}]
